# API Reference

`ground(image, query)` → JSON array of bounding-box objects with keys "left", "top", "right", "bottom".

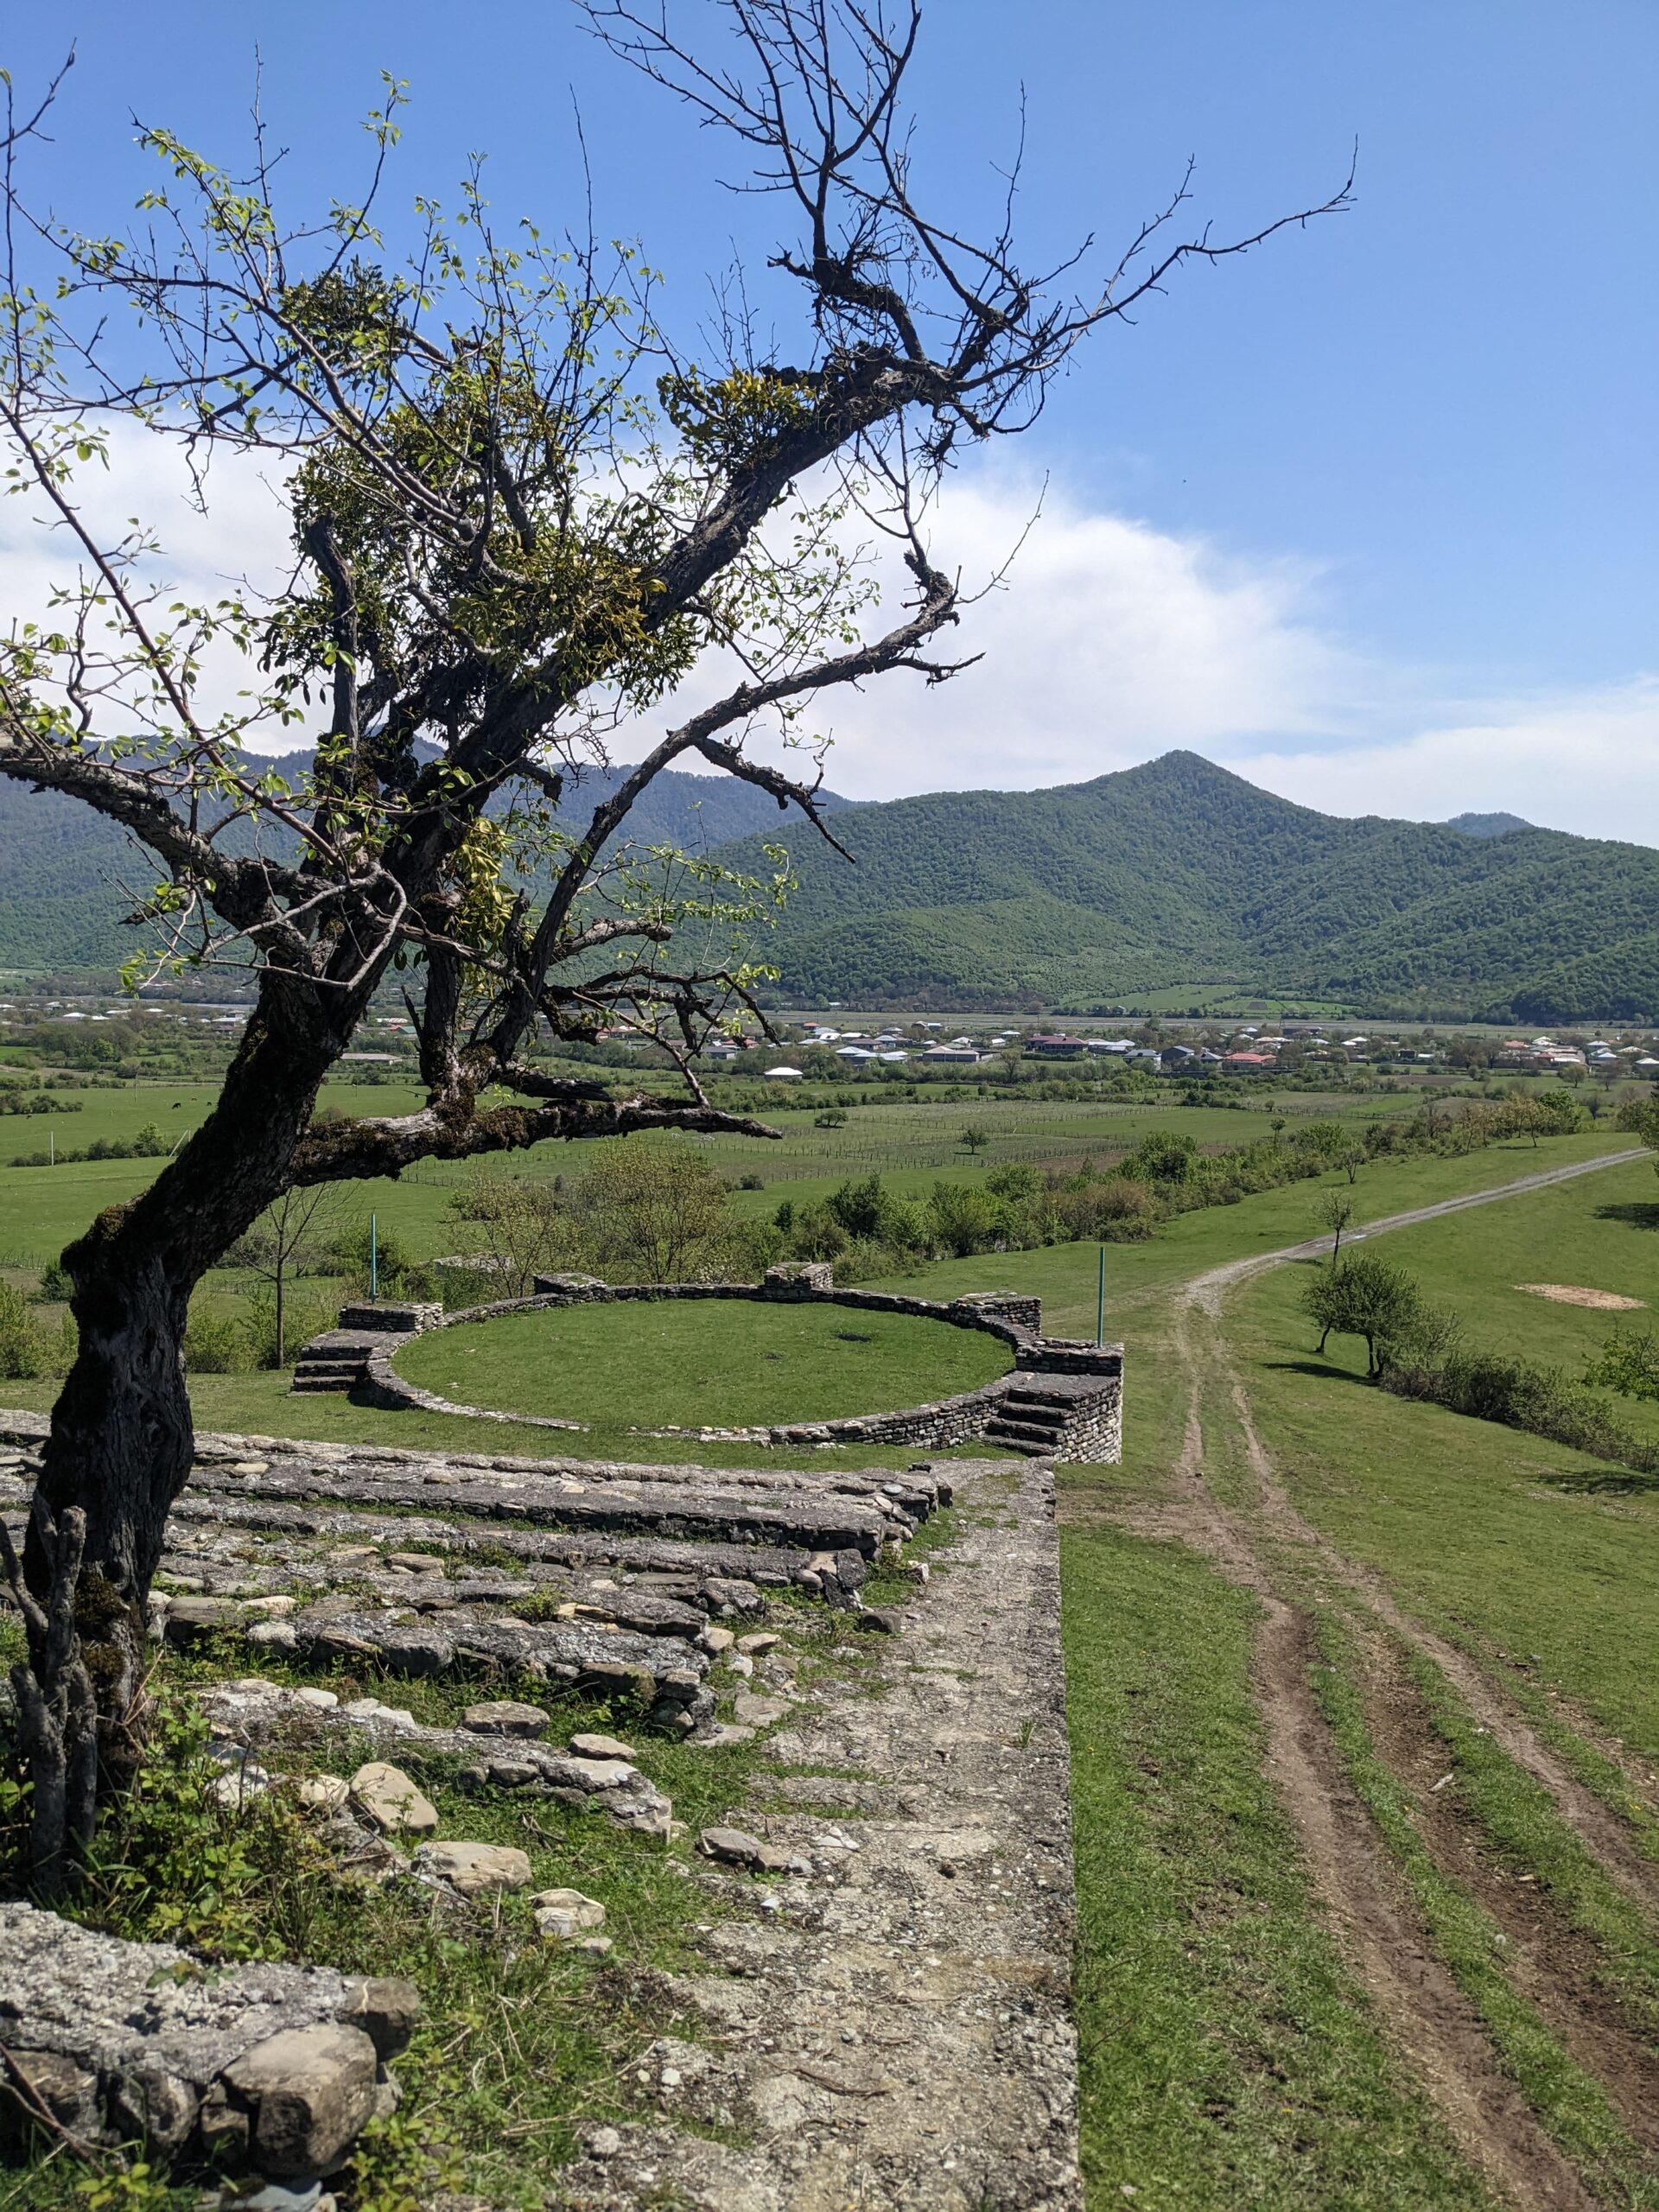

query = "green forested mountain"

[
  {"left": 3, "top": 747, "right": 1653, "bottom": 1020},
  {"left": 1444, "top": 810, "right": 1533, "bottom": 838},
  {"left": 702, "top": 752, "right": 1659, "bottom": 1020},
  {"left": 0, "top": 755, "right": 850, "bottom": 976}
]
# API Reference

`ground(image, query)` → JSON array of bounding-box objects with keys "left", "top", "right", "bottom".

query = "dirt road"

[{"left": 1186, "top": 1144, "right": 1648, "bottom": 1312}]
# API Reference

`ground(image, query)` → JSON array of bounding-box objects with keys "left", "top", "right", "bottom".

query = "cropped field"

[{"left": 391, "top": 1295, "right": 1012, "bottom": 1427}]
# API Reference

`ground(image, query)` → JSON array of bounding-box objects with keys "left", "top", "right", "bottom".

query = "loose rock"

[
  {"left": 460, "top": 1700, "right": 550, "bottom": 1738},
  {"left": 349, "top": 1762, "right": 438, "bottom": 1835},
  {"left": 531, "top": 1888, "right": 607, "bottom": 1939},
  {"left": 224, "top": 2023, "right": 379, "bottom": 2177},
  {"left": 569, "top": 1731, "right": 637, "bottom": 1761},
  {"left": 413, "top": 1841, "right": 534, "bottom": 1897},
  {"left": 696, "top": 1825, "right": 793, "bottom": 1874},
  {"left": 294, "top": 1775, "right": 352, "bottom": 1814}
]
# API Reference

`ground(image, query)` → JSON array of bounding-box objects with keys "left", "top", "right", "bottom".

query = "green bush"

[
  {"left": 0, "top": 1279, "right": 43, "bottom": 1378},
  {"left": 182, "top": 1310, "right": 251, "bottom": 1373},
  {"left": 1383, "top": 1349, "right": 1658, "bottom": 1484},
  {"left": 925, "top": 1179, "right": 1003, "bottom": 1257},
  {"left": 1583, "top": 1326, "right": 1659, "bottom": 1406}
]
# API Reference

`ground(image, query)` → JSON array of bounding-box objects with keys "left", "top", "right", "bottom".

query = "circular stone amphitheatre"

[{"left": 391, "top": 1294, "right": 1014, "bottom": 1433}]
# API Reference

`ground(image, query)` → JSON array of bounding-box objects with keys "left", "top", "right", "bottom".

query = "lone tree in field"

[
  {"left": 1301, "top": 1252, "right": 1427, "bottom": 1377},
  {"left": 1315, "top": 1188, "right": 1356, "bottom": 1262},
  {"left": 0, "top": 5, "right": 1348, "bottom": 1887}
]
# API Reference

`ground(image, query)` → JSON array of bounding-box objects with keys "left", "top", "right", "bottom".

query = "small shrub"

[
  {"left": 0, "top": 1279, "right": 43, "bottom": 1379},
  {"left": 182, "top": 1310, "right": 251, "bottom": 1373}
]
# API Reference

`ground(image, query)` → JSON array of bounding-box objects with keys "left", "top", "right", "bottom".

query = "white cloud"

[
  {"left": 10, "top": 430, "right": 1655, "bottom": 849},
  {"left": 1233, "top": 680, "right": 1659, "bottom": 844},
  {"left": 735, "top": 474, "right": 1371, "bottom": 797},
  {"left": 0, "top": 423, "right": 294, "bottom": 738}
]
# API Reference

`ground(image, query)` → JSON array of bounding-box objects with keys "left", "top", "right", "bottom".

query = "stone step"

[
  {"left": 187, "top": 1461, "right": 901, "bottom": 1557},
  {"left": 162, "top": 1492, "right": 867, "bottom": 1600},
  {"left": 158, "top": 1594, "right": 714, "bottom": 1734},
  {"left": 199, "top": 1679, "right": 677, "bottom": 1828},
  {"left": 981, "top": 1418, "right": 1062, "bottom": 1453},
  {"left": 185, "top": 1435, "right": 950, "bottom": 1519},
  {"left": 996, "top": 1395, "right": 1071, "bottom": 1426}
]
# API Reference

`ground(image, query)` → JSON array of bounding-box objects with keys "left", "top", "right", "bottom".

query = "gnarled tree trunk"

[{"left": 10, "top": 996, "right": 352, "bottom": 1893}]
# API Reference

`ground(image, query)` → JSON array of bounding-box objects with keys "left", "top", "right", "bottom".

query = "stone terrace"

[{"left": 0, "top": 1414, "right": 1081, "bottom": 2206}]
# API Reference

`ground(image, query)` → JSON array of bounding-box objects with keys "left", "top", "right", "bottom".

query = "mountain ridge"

[
  {"left": 3, "top": 747, "right": 1652, "bottom": 1022},
  {"left": 0, "top": 755, "right": 853, "bottom": 972},
  {"left": 699, "top": 751, "right": 1659, "bottom": 1021}
]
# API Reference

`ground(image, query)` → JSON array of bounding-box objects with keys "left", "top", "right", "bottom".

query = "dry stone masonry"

[
  {"left": 307, "top": 1275, "right": 1123, "bottom": 1464},
  {"left": 1, "top": 1357, "right": 1088, "bottom": 2202},
  {"left": 0, "top": 1905, "right": 416, "bottom": 2174}
]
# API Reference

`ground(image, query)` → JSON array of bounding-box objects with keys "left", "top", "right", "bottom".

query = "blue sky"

[{"left": 3, "top": 2, "right": 1656, "bottom": 835}]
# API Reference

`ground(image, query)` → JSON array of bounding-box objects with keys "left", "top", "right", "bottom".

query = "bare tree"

[
  {"left": 0, "top": 3, "right": 1349, "bottom": 1886},
  {"left": 227, "top": 1185, "right": 345, "bottom": 1366}
]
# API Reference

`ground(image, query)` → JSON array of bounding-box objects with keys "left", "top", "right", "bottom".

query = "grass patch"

[
  {"left": 0, "top": 1367, "right": 1013, "bottom": 1473},
  {"left": 1229, "top": 1257, "right": 1659, "bottom": 1768},
  {"left": 1062, "top": 1519, "right": 1491, "bottom": 2209},
  {"left": 392, "top": 1297, "right": 1011, "bottom": 1428},
  {"left": 1400, "top": 1643, "right": 1659, "bottom": 2041},
  {"left": 870, "top": 1131, "right": 1632, "bottom": 1338}
]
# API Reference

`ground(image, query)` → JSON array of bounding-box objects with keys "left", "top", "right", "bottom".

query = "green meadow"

[{"left": 6, "top": 1058, "right": 1659, "bottom": 2206}]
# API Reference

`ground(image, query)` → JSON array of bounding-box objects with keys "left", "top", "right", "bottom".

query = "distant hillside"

[
  {"left": 701, "top": 752, "right": 1659, "bottom": 1022},
  {"left": 0, "top": 753, "right": 851, "bottom": 976},
  {"left": 1443, "top": 810, "right": 1532, "bottom": 838},
  {"left": 6, "top": 745, "right": 1655, "bottom": 1021}
]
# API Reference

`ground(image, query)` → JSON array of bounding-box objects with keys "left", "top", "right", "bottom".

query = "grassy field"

[
  {"left": 873, "top": 1128, "right": 1635, "bottom": 1336},
  {"left": 392, "top": 1295, "right": 1012, "bottom": 1426},
  {"left": 0, "top": 1078, "right": 1420, "bottom": 1266},
  {"left": 6, "top": 1056, "right": 1659, "bottom": 2205},
  {"left": 1226, "top": 1175, "right": 1659, "bottom": 1763},
  {"left": 1063, "top": 1521, "right": 1495, "bottom": 2207},
  {"left": 0, "top": 1365, "right": 1007, "bottom": 1474},
  {"left": 1052, "top": 1130, "right": 1659, "bottom": 2208}
]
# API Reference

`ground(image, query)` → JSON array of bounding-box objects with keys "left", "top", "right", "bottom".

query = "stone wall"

[{"left": 354, "top": 1278, "right": 1122, "bottom": 1463}]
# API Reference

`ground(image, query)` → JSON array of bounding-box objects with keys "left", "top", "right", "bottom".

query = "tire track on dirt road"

[
  {"left": 1065, "top": 1363, "right": 1600, "bottom": 2209},
  {"left": 1062, "top": 1152, "right": 1659, "bottom": 2212}
]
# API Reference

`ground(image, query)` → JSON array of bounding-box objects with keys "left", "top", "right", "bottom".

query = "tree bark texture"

[{"left": 16, "top": 988, "right": 356, "bottom": 1884}]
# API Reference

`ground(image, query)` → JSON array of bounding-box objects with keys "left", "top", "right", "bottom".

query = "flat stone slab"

[
  {"left": 547, "top": 1459, "right": 1082, "bottom": 2210},
  {"left": 181, "top": 1459, "right": 904, "bottom": 1557}
]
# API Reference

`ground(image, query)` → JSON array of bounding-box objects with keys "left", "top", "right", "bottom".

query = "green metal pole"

[
  {"left": 1096, "top": 1244, "right": 1105, "bottom": 1347},
  {"left": 370, "top": 1212, "right": 378, "bottom": 1304}
]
